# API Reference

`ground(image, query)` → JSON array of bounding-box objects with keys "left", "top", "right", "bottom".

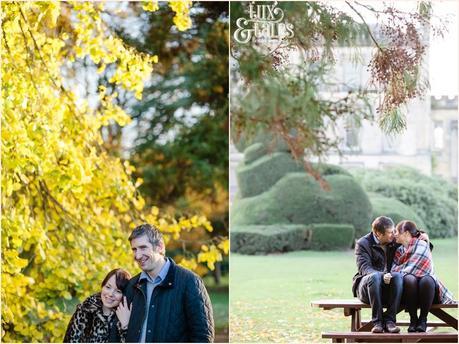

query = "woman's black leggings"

[{"left": 403, "top": 274, "right": 437, "bottom": 320}]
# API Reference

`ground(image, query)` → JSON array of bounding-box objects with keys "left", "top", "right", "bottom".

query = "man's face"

[
  {"left": 130, "top": 235, "right": 164, "bottom": 273},
  {"left": 376, "top": 226, "right": 395, "bottom": 245}
]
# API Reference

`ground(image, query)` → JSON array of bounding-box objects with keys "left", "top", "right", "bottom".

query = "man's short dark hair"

[
  {"left": 129, "top": 224, "right": 165, "bottom": 254},
  {"left": 371, "top": 216, "right": 395, "bottom": 235}
]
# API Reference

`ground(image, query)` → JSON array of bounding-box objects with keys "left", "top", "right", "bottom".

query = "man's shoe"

[
  {"left": 385, "top": 321, "right": 400, "bottom": 333},
  {"left": 408, "top": 316, "right": 418, "bottom": 333},
  {"left": 416, "top": 318, "right": 427, "bottom": 332},
  {"left": 371, "top": 323, "right": 384, "bottom": 333}
]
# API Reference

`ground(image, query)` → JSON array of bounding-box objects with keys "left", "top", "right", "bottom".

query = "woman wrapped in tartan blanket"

[{"left": 391, "top": 220, "right": 455, "bottom": 333}]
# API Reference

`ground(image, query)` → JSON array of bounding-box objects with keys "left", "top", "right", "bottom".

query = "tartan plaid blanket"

[{"left": 391, "top": 237, "right": 455, "bottom": 304}]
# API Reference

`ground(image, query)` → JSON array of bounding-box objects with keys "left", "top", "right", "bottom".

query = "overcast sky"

[
  {"left": 324, "top": 0, "right": 458, "bottom": 97},
  {"left": 429, "top": 1, "right": 458, "bottom": 96}
]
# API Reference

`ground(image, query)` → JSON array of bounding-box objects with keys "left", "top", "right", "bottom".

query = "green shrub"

[
  {"left": 375, "top": 181, "right": 455, "bottom": 238},
  {"left": 231, "top": 224, "right": 355, "bottom": 254},
  {"left": 351, "top": 168, "right": 457, "bottom": 238},
  {"left": 232, "top": 130, "right": 290, "bottom": 153},
  {"left": 352, "top": 166, "right": 457, "bottom": 202},
  {"left": 237, "top": 152, "right": 354, "bottom": 199},
  {"left": 243, "top": 142, "right": 267, "bottom": 164},
  {"left": 312, "top": 162, "right": 352, "bottom": 177},
  {"left": 237, "top": 152, "right": 303, "bottom": 198},
  {"left": 308, "top": 224, "right": 355, "bottom": 250},
  {"left": 231, "top": 173, "right": 372, "bottom": 238},
  {"left": 231, "top": 224, "right": 309, "bottom": 254},
  {"left": 368, "top": 193, "right": 426, "bottom": 230}
]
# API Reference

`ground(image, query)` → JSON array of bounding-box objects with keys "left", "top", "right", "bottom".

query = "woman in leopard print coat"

[{"left": 64, "top": 268, "right": 131, "bottom": 343}]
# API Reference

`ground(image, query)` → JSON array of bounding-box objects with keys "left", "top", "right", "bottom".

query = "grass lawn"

[
  {"left": 205, "top": 274, "right": 229, "bottom": 342},
  {"left": 229, "top": 238, "right": 458, "bottom": 342},
  {"left": 209, "top": 289, "right": 229, "bottom": 342}
]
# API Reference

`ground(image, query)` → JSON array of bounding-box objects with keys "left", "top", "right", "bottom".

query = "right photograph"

[{"left": 229, "top": 1, "right": 458, "bottom": 343}]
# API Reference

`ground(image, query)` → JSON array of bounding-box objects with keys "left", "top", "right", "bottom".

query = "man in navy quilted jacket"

[
  {"left": 352, "top": 216, "right": 403, "bottom": 334},
  {"left": 122, "top": 224, "right": 214, "bottom": 343}
]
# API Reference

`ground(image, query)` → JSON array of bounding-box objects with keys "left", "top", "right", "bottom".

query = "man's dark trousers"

[{"left": 356, "top": 271, "right": 403, "bottom": 325}]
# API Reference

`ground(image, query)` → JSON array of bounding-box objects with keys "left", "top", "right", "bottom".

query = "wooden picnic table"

[
  {"left": 311, "top": 299, "right": 458, "bottom": 332},
  {"left": 322, "top": 331, "right": 458, "bottom": 343},
  {"left": 311, "top": 299, "right": 458, "bottom": 342}
]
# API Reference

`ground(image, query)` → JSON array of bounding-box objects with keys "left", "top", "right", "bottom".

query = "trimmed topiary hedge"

[
  {"left": 243, "top": 142, "right": 267, "bottom": 164},
  {"left": 237, "top": 151, "right": 355, "bottom": 199},
  {"left": 237, "top": 152, "right": 303, "bottom": 198},
  {"left": 312, "top": 163, "right": 352, "bottom": 177},
  {"left": 368, "top": 193, "right": 426, "bottom": 230},
  {"left": 231, "top": 224, "right": 308, "bottom": 254},
  {"left": 231, "top": 172, "right": 372, "bottom": 238},
  {"left": 231, "top": 223, "right": 355, "bottom": 254},
  {"left": 308, "top": 223, "right": 356, "bottom": 250},
  {"left": 232, "top": 130, "right": 290, "bottom": 153},
  {"left": 353, "top": 166, "right": 458, "bottom": 202},
  {"left": 351, "top": 167, "right": 457, "bottom": 238}
]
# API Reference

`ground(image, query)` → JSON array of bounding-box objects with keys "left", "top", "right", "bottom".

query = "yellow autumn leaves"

[
  {"left": 142, "top": 1, "right": 192, "bottom": 31},
  {"left": 168, "top": 0, "right": 193, "bottom": 31}
]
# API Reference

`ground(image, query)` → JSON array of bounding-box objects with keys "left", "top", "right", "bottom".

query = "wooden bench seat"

[
  {"left": 322, "top": 331, "right": 458, "bottom": 343},
  {"left": 361, "top": 320, "right": 449, "bottom": 328},
  {"left": 311, "top": 299, "right": 458, "bottom": 310}
]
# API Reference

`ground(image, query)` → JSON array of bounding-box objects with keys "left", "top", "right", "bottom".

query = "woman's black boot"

[
  {"left": 416, "top": 317, "right": 427, "bottom": 332},
  {"left": 408, "top": 315, "right": 418, "bottom": 333}
]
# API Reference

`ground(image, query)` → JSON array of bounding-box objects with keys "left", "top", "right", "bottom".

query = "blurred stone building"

[
  {"left": 322, "top": 43, "right": 458, "bottom": 184},
  {"left": 430, "top": 96, "right": 458, "bottom": 182},
  {"left": 230, "top": 22, "right": 458, "bottom": 203}
]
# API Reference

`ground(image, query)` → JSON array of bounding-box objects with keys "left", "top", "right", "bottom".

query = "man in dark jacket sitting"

[
  {"left": 123, "top": 224, "right": 214, "bottom": 343},
  {"left": 352, "top": 216, "right": 403, "bottom": 334}
]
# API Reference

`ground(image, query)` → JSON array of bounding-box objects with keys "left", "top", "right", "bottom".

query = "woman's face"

[
  {"left": 101, "top": 275, "right": 123, "bottom": 309},
  {"left": 394, "top": 228, "right": 410, "bottom": 244}
]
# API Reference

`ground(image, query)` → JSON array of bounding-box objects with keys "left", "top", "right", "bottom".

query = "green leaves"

[
  {"left": 378, "top": 107, "right": 407, "bottom": 134},
  {"left": 117, "top": 3, "right": 229, "bottom": 207},
  {"left": 232, "top": 62, "right": 370, "bottom": 167}
]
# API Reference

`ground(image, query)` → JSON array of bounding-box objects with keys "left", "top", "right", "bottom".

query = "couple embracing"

[
  {"left": 353, "top": 216, "right": 455, "bottom": 334},
  {"left": 64, "top": 224, "right": 214, "bottom": 343}
]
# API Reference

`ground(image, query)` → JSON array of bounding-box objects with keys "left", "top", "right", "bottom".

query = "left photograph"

[{"left": 1, "top": 1, "right": 228, "bottom": 343}]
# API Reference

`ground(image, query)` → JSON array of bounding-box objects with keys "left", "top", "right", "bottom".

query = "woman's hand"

[
  {"left": 116, "top": 296, "right": 131, "bottom": 330},
  {"left": 419, "top": 232, "right": 429, "bottom": 242},
  {"left": 383, "top": 273, "right": 392, "bottom": 285}
]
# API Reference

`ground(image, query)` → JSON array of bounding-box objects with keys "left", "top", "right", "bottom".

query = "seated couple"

[
  {"left": 63, "top": 224, "right": 214, "bottom": 343},
  {"left": 352, "top": 216, "right": 455, "bottom": 334}
]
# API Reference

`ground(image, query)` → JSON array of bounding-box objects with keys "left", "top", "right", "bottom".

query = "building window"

[
  {"left": 344, "top": 117, "right": 360, "bottom": 152},
  {"left": 382, "top": 134, "right": 399, "bottom": 153},
  {"left": 433, "top": 122, "right": 444, "bottom": 150}
]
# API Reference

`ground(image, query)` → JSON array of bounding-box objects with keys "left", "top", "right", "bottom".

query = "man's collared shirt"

[{"left": 138, "top": 258, "right": 171, "bottom": 342}]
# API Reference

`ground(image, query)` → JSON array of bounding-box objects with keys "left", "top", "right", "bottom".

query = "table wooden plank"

[
  {"left": 311, "top": 299, "right": 458, "bottom": 309},
  {"left": 361, "top": 320, "right": 449, "bottom": 327},
  {"left": 430, "top": 308, "right": 459, "bottom": 330},
  {"left": 322, "top": 331, "right": 458, "bottom": 340}
]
